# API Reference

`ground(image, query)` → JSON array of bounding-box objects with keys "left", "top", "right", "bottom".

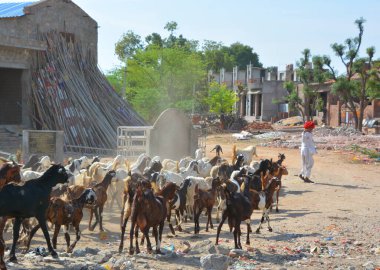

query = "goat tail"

[{"left": 232, "top": 145, "right": 237, "bottom": 164}]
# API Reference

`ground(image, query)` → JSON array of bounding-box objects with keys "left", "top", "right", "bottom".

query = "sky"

[{"left": 6, "top": 0, "right": 380, "bottom": 74}]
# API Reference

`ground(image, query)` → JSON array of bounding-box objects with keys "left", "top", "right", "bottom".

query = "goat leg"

[
  {"left": 37, "top": 217, "right": 58, "bottom": 258},
  {"left": 24, "top": 224, "right": 41, "bottom": 253},
  {"left": 215, "top": 211, "right": 228, "bottom": 245},
  {"left": 157, "top": 221, "right": 164, "bottom": 254},
  {"left": 246, "top": 220, "right": 251, "bottom": 245},
  {"left": 276, "top": 189, "right": 280, "bottom": 213},
  {"left": 52, "top": 225, "right": 61, "bottom": 250},
  {"left": 99, "top": 205, "right": 104, "bottom": 232},
  {"left": 208, "top": 206, "right": 213, "bottom": 230},
  {"left": 0, "top": 239, "right": 5, "bottom": 270},
  {"left": 128, "top": 221, "right": 135, "bottom": 255},
  {"left": 88, "top": 208, "right": 94, "bottom": 231},
  {"left": 143, "top": 227, "right": 152, "bottom": 254},
  {"left": 0, "top": 220, "right": 5, "bottom": 270},
  {"left": 63, "top": 225, "right": 71, "bottom": 252},
  {"left": 9, "top": 217, "right": 21, "bottom": 262},
  {"left": 119, "top": 217, "right": 129, "bottom": 253},
  {"left": 90, "top": 207, "right": 100, "bottom": 231},
  {"left": 256, "top": 212, "right": 265, "bottom": 234},
  {"left": 152, "top": 226, "right": 161, "bottom": 254},
  {"left": 265, "top": 209, "right": 272, "bottom": 232},
  {"left": 134, "top": 225, "right": 140, "bottom": 254},
  {"left": 67, "top": 225, "right": 80, "bottom": 253},
  {"left": 167, "top": 211, "right": 176, "bottom": 236}
]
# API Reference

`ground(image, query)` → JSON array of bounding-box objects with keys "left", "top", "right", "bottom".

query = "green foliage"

[
  {"left": 109, "top": 21, "right": 263, "bottom": 122},
  {"left": 204, "top": 82, "right": 238, "bottom": 114},
  {"left": 283, "top": 81, "right": 303, "bottom": 113},
  {"left": 331, "top": 77, "right": 359, "bottom": 103},
  {"left": 106, "top": 68, "right": 124, "bottom": 95},
  {"left": 227, "top": 42, "right": 262, "bottom": 69},
  {"left": 115, "top": 30, "right": 143, "bottom": 61},
  {"left": 349, "top": 144, "right": 380, "bottom": 159},
  {"left": 202, "top": 40, "right": 235, "bottom": 71}
]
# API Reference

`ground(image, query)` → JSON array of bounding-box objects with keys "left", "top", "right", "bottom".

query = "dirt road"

[{"left": 4, "top": 134, "right": 380, "bottom": 270}]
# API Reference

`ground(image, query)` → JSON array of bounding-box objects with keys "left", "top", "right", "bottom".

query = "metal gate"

[{"left": 117, "top": 126, "right": 153, "bottom": 159}]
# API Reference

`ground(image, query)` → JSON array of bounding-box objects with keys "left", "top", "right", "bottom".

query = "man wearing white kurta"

[{"left": 299, "top": 121, "right": 317, "bottom": 183}]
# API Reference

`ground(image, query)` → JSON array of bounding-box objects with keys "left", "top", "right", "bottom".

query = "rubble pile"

[
  {"left": 243, "top": 121, "right": 273, "bottom": 132},
  {"left": 313, "top": 126, "right": 363, "bottom": 137},
  {"left": 273, "top": 116, "right": 304, "bottom": 127}
]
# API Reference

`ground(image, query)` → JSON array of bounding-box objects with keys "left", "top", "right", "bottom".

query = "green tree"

[
  {"left": 320, "top": 18, "right": 366, "bottom": 129},
  {"left": 227, "top": 42, "right": 262, "bottom": 69},
  {"left": 204, "top": 81, "right": 238, "bottom": 129},
  {"left": 202, "top": 40, "right": 234, "bottom": 71},
  {"left": 353, "top": 46, "right": 379, "bottom": 130},
  {"left": 204, "top": 81, "right": 238, "bottom": 114},
  {"left": 283, "top": 81, "right": 306, "bottom": 119},
  {"left": 115, "top": 30, "right": 143, "bottom": 61}
]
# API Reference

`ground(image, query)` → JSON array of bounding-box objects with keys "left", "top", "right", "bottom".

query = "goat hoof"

[
  {"left": 118, "top": 246, "right": 123, "bottom": 254},
  {"left": 129, "top": 248, "right": 134, "bottom": 255},
  {"left": 276, "top": 209, "right": 279, "bottom": 213},
  {"left": 268, "top": 228, "right": 273, "bottom": 232},
  {"left": 51, "top": 251, "right": 58, "bottom": 258},
  {"left": 255, "top": 230, "right": 260, "bottom": 234},
  {"left": 8, "top": 255, "right": 17, "bottom": 263},
  {"left": 246, "top": 241, "right": 250, "bottom": 245},
  {"left": 135, "top": 248, "right": 140, "bottom": 254},
  {"left": 155, "top": 249, "right": 163, "bottom": 254}
]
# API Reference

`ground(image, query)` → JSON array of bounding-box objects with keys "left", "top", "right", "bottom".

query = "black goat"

[
  {"left": 168, "top": 178, "right": 191, "bottom": 233},
  {"left": 0, "top": 164, "right": 69, "bottom": 267},
  {"left": 217, "top": 154, "right": 245, "bottom": 181},
  {"left": 215, "top": 177, "right": 254, "bottom": 249}
]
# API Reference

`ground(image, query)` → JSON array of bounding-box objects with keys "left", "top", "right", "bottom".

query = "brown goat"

[
  {"left": 128, "top": 184, "right": 167, "bottom": 255},
  {"left": 155, "top": 182, "right": 178, "bottom": 235},
  {"left": 25, "top": 188, "right": 96, "bottom": 253},
  {"left": 193, "top": 177, "right": 221, "bottom": 234},
  {"left": 119, "top": 176, "right": 151, "bottom": 253},
  {"left": 88, "top": 170, "right": 116, "bottom": 231}
]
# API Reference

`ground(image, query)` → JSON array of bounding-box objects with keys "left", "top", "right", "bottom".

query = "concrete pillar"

[{"left": 255, "top": 94, "right": 259, "bottom": 118}]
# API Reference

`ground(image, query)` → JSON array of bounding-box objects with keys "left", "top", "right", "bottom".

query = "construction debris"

[{"left": 243, "top": 121, "right": 273, "bottom": 131}]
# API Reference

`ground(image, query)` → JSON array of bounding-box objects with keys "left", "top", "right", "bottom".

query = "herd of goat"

[{"left": 0, "top": 145, "right": 287, "bottom": 270}]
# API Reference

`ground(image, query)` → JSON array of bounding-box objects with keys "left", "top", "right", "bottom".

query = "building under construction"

[{"left": 0, "top": 0, "right": 145, "bottom": 153}]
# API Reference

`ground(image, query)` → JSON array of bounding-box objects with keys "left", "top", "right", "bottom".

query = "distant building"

[{"left": 208, "top": 64, "right": 297, "bottom": 122}]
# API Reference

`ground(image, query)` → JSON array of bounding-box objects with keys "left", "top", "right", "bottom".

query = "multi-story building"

[{"left": 209, "top": 64, "right": 297, "bottom": 122}]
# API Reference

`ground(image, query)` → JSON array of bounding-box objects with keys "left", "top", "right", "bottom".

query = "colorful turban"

[{"left": 304, "top": 121, "right": 315, "bottom": 129}]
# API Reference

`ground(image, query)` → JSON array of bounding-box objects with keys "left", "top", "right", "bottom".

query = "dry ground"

[{"left": 3, "top": 133, "right": 380, "bottom": 270}]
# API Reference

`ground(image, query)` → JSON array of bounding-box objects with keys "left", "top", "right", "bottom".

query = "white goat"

[
  {"left": 21, "top": 170, "right": 43, "bottom": 181},
  {"left": 232, "top": 145, "right": 257, "bottom": 165}
]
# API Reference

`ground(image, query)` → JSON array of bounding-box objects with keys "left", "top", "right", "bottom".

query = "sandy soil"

[{"left": 3, "top": 133, "right": 380, "bottom": 270}]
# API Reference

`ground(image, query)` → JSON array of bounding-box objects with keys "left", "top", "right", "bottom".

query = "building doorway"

[{"left": 0, "top": 68, "right": 23, "bottom": 125}]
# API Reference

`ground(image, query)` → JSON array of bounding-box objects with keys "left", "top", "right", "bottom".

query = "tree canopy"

[{"left": 107, "top": 22, "right": 262, "bottom": 123}]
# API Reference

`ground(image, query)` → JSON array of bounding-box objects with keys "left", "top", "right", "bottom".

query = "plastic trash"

[
  {"left": 164, "top": 244, "right": 175, "bottom": 252},
  {"left": 328, "top": 247, "right": 334, "bottom": 257},
  {"left": 325, "top": 237, "right": 334, "bottom": 241},
  {"left": 32, "top": 246, "right": 48, "bottom": 257}
]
